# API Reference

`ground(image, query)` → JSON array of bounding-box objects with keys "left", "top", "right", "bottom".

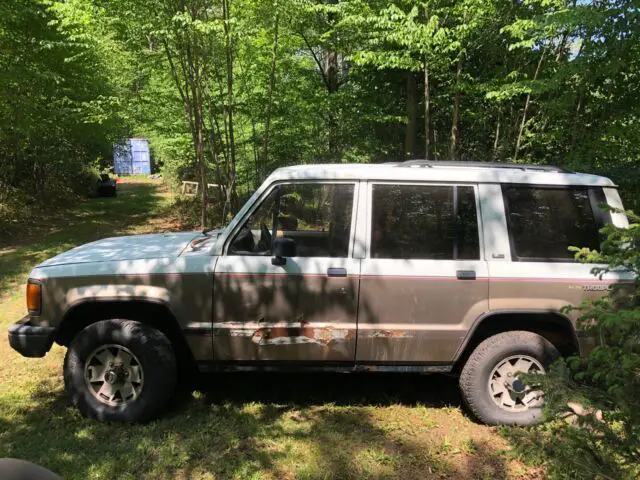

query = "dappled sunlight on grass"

[{"left": 0, "top": 373, "right": 536, "bottom": 479}]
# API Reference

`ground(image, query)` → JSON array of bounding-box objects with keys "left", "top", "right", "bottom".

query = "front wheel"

[
  {"left": 459, "top": 331, "right": 559, "bottom": 426},
  {"left": 64, "top": 320, "right": 177, "bottom": 422}
]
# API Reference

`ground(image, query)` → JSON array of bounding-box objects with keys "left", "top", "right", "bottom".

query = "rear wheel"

[
  {"left": 459, "top": 331, "right": 559, "bottom": 426},
  {"left": 64, "top": 319, "right": 176, "bottom": 422}
]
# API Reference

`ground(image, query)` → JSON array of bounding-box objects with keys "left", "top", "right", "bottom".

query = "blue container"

[{"left": 113, "top": 138, "right": 151, "bottom": 175}]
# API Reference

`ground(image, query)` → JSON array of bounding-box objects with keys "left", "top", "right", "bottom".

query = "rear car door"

[
  {"left": 213, "top": 181, "right": 360, "bottom": 364},
  {"left": 484, "top": 184, "right": 625, "bottom": 324},
  {"left": 356, "top": 182, "right": 489, "bottom": 365}
]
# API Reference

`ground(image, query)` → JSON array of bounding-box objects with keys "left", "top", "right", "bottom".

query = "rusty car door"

[{"left": 212, "top": 181, "right": 361, "bottom": 364}]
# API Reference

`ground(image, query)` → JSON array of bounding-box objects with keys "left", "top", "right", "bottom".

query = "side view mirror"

[{"left": 271, "top": 237, "right": 296, "bottom": 266}]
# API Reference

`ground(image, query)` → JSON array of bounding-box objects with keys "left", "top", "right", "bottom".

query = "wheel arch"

[
  {"left": 55, "top": 298, "right": 196, "bottom": 376},
  {"left": 453, "top": 309, "right": 580, "bottom": 372}
]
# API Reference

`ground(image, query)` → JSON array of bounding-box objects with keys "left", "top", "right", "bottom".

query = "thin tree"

[
  {"left": 222, "top": 0, "right": 238, "bottom": 214},
  {"left": 514, "top": 44, "right": 547, "bottom": 161},
  {"left": 424, "top": 6, "right": 431, "bottom": 160},
  {"left": 262, "top": 2, "right": 280, "bottom": 171}
]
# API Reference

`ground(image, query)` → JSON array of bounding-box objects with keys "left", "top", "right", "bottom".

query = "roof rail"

[{"left": 398, "top": 160, "right": 571, "bottom": 173}]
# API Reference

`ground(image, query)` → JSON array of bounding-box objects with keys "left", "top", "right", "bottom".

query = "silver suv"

[{"left": 8, "top": 161, "right": 630, "bottom": 425}]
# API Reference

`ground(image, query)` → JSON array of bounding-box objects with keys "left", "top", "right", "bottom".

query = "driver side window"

[{"left": 228, "top": 182, "right": 355, "bottom": 257}]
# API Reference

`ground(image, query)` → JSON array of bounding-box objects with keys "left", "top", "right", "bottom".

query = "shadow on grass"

[
  {"left": 0, "top": 183, "right": 165, "bottom": 296},
  {"left": 198, "top": 372, "right": 463, "bottom": 408},
  {"left": 0, "top": 373, "right": 519, "bottom": 480}
]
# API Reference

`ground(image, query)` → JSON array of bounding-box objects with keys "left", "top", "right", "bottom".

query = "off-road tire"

[
  {"left": 64, "top": 319, "right": 176, "bottom": 422},
  {"left": 459, "top": 330, "right": 560, "bottom": 426}
]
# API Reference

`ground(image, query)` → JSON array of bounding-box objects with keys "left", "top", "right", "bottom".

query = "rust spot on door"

[
  {"left": 365, "top": 329, "right": 410, "bottom": 338},
  {"left": 250, "top": 327, "right": 355, "bottom": 347}
]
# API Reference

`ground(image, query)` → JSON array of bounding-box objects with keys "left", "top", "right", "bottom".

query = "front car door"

[
  {"left": 213, "top": 180, "right": 360, "bottom": 364},
  {"left": 356, "top": 181, "right": 489, "bottom": 365}
]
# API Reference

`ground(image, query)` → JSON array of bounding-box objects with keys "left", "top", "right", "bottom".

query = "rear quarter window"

[{"left": 502, "top": 185, "right": 609, "bottom": 262}]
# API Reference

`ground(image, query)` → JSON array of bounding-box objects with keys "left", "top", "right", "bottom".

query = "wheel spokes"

[
  {"left": 120, "top": 381, "right": 136, "bottom": 401},
  {"left": 95, "top": 348, "right": 115, "bottom": 366},
  {"left": 115, "top": 349, "right": 133, "bottom": 369},
  {"left": 87, "top": 364, "right": 107, "bottom": 382},
  {"left": 129, "top": 365, "right": 142, "bottom": 384},
  {"left": 513, "top": 357, "right": 534, "bottom": 375},
  {"left": 489, "top": 355, "right": 546, "bottom": 412},
  {"left": 97, "top": 381, "right": 117, "bottom": 402},
  {"left": 84, "top": 344, "right": 144, "bottom": 407}
]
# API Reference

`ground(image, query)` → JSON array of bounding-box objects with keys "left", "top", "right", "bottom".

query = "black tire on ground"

[
  {"left": 459, "top": 330, "right": 560, "bottom": 426},
  {"left": 0, "top": 459, "right": 60, "bottom": 480},
  {"left": 63, "top": 320, "right": 177, "bottom": 422}
]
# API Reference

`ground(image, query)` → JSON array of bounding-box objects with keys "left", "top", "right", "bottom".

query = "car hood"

[{"left": 38, "top": 232, "right": 202, "bottom": 267}]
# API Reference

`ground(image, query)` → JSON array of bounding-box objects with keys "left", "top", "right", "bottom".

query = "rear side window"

[
  {"left": 502, "top": 186, "right": 606, "bottom": 261},
  {"left": 371, "top": 184, "right": 480, "bottom": 260}
]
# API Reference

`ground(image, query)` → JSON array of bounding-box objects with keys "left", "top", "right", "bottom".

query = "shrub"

[
  {"left": 170, "top": 195, "right": 224, "bottom": 230},
  {"left": 507, "top": 211, "right": 640, "bottom": 479}
]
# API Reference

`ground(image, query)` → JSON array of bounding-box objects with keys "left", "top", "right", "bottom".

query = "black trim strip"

[{"left": 196, "top": 361, "right": 452, "bottom": 374}]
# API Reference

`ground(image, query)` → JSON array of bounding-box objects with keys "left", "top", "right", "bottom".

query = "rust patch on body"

[
  {"left": 252, "top": 327, "right": 355, "bottom": 346},
  {"left": 365, "top": 329, "right": 411, "bottom": 339},
  {"left": 227, "top": 326, "right": 404, "bottom": 345},
  {"left": 246, "top": 326, "right": 356, "bottom": 347}
]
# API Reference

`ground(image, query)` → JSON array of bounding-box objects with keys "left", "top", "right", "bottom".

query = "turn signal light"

[{"left": 26, "top": 281, "right": 41, "bottom": 314}]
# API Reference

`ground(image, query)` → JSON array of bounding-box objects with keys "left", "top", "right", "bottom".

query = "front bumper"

[{"left": 8, "top": 316, "right": 56, "bottom": 358}]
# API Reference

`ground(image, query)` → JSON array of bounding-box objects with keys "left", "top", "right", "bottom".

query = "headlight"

[{"left": 26, "top": 280, "right": 42, "bottom": 315}]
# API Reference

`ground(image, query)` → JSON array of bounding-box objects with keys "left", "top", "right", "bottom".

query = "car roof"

[{"left": 269, "top": 161, "right": 615, "bottom": 187}]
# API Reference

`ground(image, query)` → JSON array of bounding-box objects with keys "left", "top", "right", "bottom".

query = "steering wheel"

[{"left": 256, "top": 223, "right": 272, "bottom": 252}]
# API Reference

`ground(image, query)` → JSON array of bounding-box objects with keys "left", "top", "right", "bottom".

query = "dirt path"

[{"left": 0, "top": 180, "right": 541, "bottom": 480}]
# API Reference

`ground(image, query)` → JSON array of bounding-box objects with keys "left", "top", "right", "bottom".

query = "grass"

[{"left": 0, "top": 179, "right": 541, "bottom": 479}]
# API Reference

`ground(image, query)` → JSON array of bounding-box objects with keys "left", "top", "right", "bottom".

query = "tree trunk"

[
  {"left": 492, "top": 114, "right": 501, "bottom": 160},
  {"left": 326, "top": 50, "right": 339, "bottom": 93},
  {"left": 195, "top": 103, "right": 207, "bottom": 228},
  {"left": 424, "top": 62, "right": 431, "bottom": 160},
  {"left": 450, "top": 54, "right": 462, "bottom": 161},
  {"left": 161, "top": 35, "right": 208, "bottom": 228},
  {"left": 262, "top": 6, "right": 279, "bottom": 169},
  {"left": 424, "top": 7, "right": 431, "bottom": 160},
  {"left": 189, "top": 37, "right": 207, "bottom": 228},
  {"left": 433, "top": 128, "right": 438, "bottom": 159},
  {"left": 404, "top": 72, "right": 417, "bottom": 159},
  {"left": 222, "top": 0, "right": 238, "bottom": 214},
  {"left": 570, "top": 93, "right": 583, "bottom": 151},
  {"left": 514, "top": 45, "right": 547, "bottom": 161},
  {"left": 326, "top": 3, "right": 339, "bottom": 158},
  {"left": 251, "top": 118, "right": 260, "bottom": 188},
  {"left": 326, "top": 1, "right": 339, "bottom": 94}
]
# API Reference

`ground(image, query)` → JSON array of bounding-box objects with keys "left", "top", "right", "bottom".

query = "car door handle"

[
  {"left": 327, "top": 267, "right": 347, "bottom": 277},
  {"left": 456, "top": 270, "right": 476, "bottom": 280}
]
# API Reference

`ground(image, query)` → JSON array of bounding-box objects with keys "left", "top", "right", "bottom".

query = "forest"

[{"left": 1, "top": 0, "right": 639, "bottom": 231}]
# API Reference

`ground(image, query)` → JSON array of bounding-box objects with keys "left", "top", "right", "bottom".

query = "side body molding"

[{"left": 65, "top": 284, "right": 173, "bottom": 308}]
